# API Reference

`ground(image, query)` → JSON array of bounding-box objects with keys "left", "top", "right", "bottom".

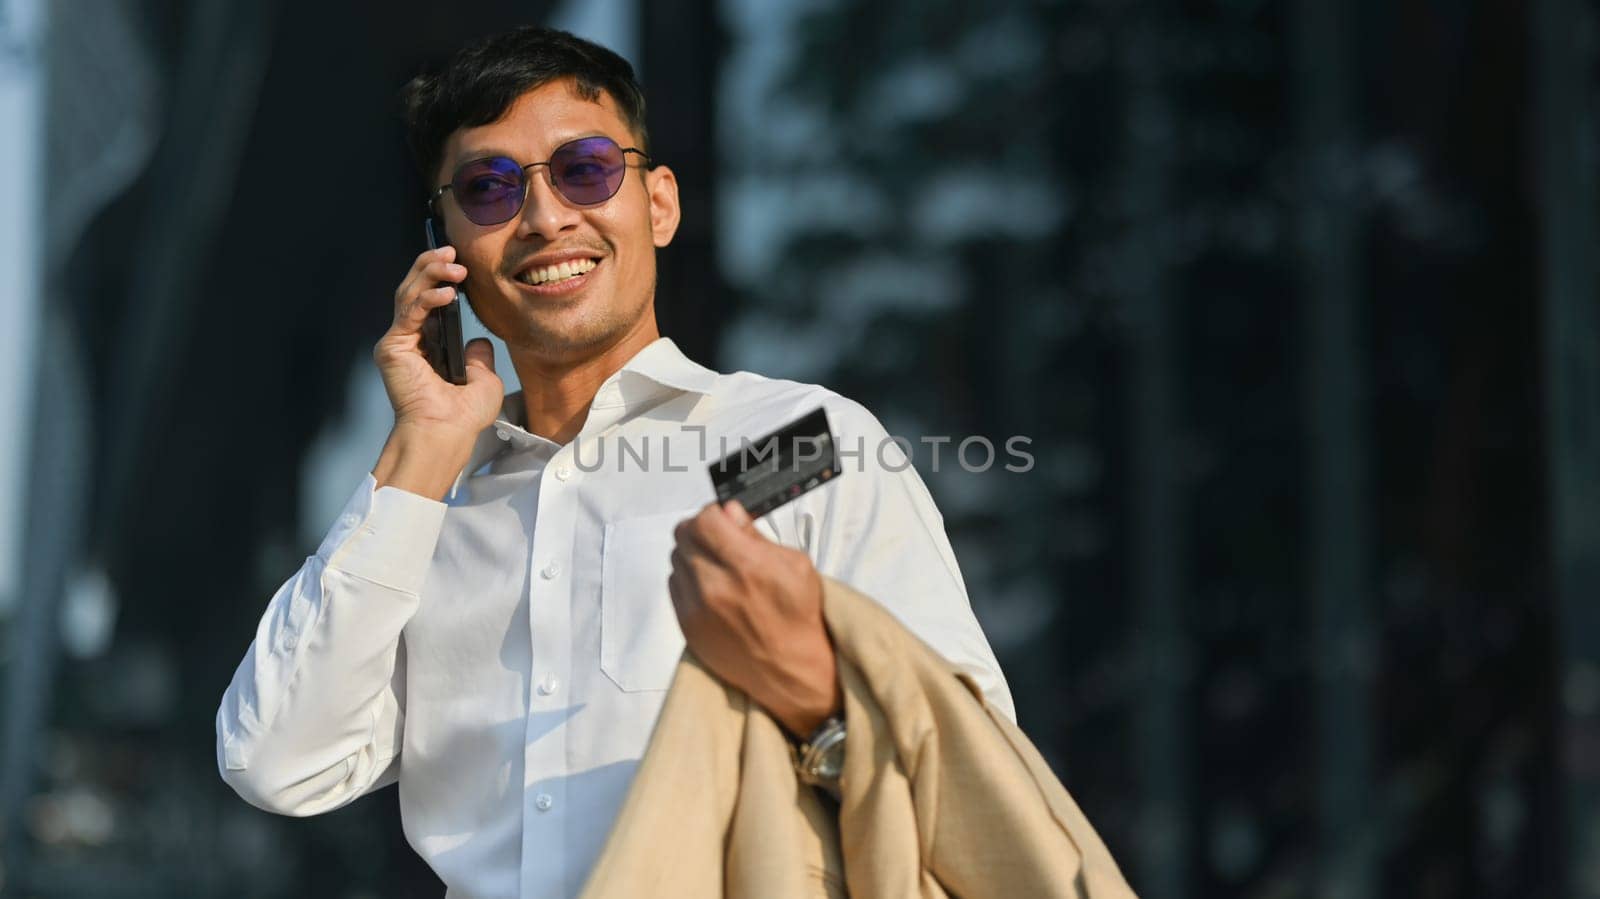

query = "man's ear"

[{"left": 646, "top": 165, "right": 681, "bottom": 248}]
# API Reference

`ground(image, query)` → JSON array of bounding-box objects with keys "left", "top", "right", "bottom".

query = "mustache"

[{"left": 500, "top": 241, "right": 612, "bottom": 276}]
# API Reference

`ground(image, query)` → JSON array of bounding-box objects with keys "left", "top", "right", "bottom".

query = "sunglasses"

[{"left": 430, "top": 135, "right": 653, "bottom": 227}]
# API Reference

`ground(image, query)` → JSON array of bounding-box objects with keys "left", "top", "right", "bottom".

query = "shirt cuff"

[{"left": 316, "top": 473, "right": 448, "bottom": 595}]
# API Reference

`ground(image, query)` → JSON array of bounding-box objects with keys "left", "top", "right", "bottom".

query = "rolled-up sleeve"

[{"left": 216, "top": 474, "right": 447, "bottom": 816}]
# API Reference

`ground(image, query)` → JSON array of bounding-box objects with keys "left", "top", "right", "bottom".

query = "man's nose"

[{"left": 516, "top": 167, "right": 583, "bottom": 241}]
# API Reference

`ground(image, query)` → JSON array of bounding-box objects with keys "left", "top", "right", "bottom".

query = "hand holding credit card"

[{"left": 708, "top": 407, "right": 842, "bottom": 519}]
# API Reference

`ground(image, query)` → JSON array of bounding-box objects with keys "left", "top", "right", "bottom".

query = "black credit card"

[{"left": 709, "top": 407, "right": 841, "bottom": 519}]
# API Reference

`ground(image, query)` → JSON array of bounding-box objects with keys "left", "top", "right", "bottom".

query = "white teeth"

[{"left": 518, "top": 257, "right": 597, "bottom": 285}]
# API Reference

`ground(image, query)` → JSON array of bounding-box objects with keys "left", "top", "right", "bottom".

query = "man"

[{"left": 216, "top": 25, "right": 1013, "bottom": 899}]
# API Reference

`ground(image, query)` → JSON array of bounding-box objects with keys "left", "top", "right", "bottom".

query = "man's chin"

[
  {"left": 503, "top": 313, "right": 623, "bottom": 359},
  {"left": 476, "top": 290, "right": 651, "bottom": 362}
]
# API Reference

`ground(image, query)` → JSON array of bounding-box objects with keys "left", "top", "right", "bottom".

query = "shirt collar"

[
  {"left": 606, "top": 336, "right": 720, "bottom": 399},
  {"left": 450, "top": 337, "right": 718, "bottom": 499}
]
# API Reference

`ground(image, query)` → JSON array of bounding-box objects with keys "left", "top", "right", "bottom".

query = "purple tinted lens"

[
  {"left": 452, "top": 156, "right": 526, "bottom": 225},
  {"left": 550, "top": 137, "right": 627, "bottom": 205}
]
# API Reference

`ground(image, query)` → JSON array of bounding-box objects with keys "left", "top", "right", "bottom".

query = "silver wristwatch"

[{"left": 795, "top": 714, "right": 847, "bottom": 795}]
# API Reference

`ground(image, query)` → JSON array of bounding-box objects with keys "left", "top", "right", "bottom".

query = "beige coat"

[{"left": 579, "top": 577, "right": 1139, "bottom": 899}]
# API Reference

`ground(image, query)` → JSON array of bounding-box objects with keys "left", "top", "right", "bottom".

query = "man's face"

[{"left": 434, "top": 77, "right": 679, "bottom": 361}]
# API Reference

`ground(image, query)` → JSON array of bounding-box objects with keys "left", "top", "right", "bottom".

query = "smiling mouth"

[{"left": 514, "top": 257, "right": 600, "bottom": 286}]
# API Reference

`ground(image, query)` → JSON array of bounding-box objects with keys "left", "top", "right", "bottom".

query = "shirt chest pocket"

[{"left": 600, "top": 508, "right": 696, "bottom": 692}]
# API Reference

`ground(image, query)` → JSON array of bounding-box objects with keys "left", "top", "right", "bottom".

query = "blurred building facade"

[{"left": 0, "top": 0, "right": 1595, "bottom": 896}]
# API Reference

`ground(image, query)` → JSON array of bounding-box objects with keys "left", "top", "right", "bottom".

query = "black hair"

[{"left": 401, "top": 26, "right": 650, "bottom": 188}]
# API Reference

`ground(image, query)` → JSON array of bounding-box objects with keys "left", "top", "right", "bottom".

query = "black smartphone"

[{"left": 421, "top": 216, "right": 468, "bottom": 385}]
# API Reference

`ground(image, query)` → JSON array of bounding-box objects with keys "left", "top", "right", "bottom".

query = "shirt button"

[
  {"left": 541, "top": 562, "right": 561, "bottom": 580},
  {"left": 554, "top": 464, "right": 572, "bottom": 482},
  {"left": 537, "top": 673, "right": 560, "bottom": 696},
  {"left": 281, "top": 631, "right": 298, "bottom": 652},
  {"left": 534, "top": 793, "right": 554, "bottom": 812},
  {"left": 495, "top": 428, "right": 510, "bottom": 441}
]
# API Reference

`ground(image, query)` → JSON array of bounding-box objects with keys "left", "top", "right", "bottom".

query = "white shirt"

[{"left": 216, "top": 337, "right": 1014, "bottom": 899}]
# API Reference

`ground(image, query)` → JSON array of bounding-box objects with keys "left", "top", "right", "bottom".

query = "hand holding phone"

[
  {"left": 369, "top": 231, "right": 503, "bottom": 499},
  {"left": 421, "top": 217, "right": 469, "bottom": 385}
]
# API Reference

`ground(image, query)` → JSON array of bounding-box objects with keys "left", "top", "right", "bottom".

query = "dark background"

[{"left": 1, "top": 0, "right": 1597, "bottom": 896}]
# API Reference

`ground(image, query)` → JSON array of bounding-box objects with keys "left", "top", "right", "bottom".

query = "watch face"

[
  {"left": 814, "top": 742, "right": 845, "bottom": 780},
  {"left": 799, "top": 717, "right": 846, "bottom": 788}
]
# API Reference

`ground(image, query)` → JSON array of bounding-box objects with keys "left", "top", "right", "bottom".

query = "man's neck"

[{"left": 507, "top": 316, "right": 661, "bottom": 445}]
